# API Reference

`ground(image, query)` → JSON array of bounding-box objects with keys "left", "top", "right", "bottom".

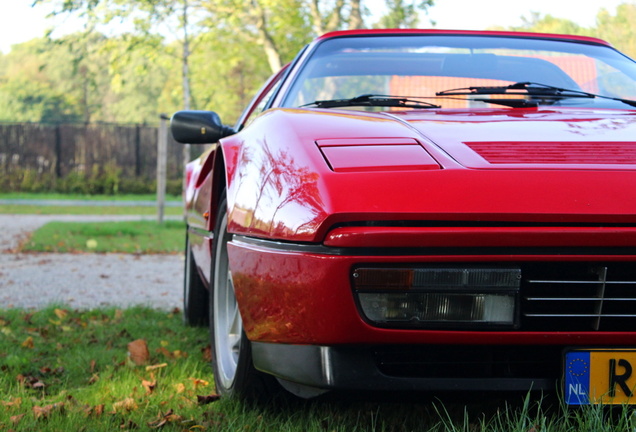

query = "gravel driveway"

[{"left": 0, "top": 214, "right": 183, "bottom": 310}]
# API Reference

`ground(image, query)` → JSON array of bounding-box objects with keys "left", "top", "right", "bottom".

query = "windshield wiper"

[
  {"left": 302, "top": 94, "right": 441, "bottom": 109},
  {"left": 436, "top": 81, "right": 636, "bottom": 108}
]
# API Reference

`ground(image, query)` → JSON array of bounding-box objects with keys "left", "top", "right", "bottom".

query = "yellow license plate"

[{"left": 565, "top": 349, "right": 636, "bottom": 405}]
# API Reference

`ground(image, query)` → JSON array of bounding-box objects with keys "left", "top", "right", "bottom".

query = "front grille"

[
  {"left": 521, "top": 262, "right": 636, "bottom": 331},
  {"left": 464, "top": 141, "right": 636, "bottom": 165},
  {"left": 374, "top": 345, "right": 561, "bottom": 380}
]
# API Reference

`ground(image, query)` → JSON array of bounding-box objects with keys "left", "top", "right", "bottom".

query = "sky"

[{"left": 0, "top": 0, "right": 632, "bottom": 54}]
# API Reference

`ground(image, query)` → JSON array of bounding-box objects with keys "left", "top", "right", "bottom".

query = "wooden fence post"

[{"left": 157, "top": 114, "right": 169, "bottom": 225}]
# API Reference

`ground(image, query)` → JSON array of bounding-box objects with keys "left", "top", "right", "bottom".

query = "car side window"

[
  {"left": 235, "top": 65, "right": 289, "bottom": 131},
  {"left": 243, "top": 79, "right": 284, "bottom": 127}
]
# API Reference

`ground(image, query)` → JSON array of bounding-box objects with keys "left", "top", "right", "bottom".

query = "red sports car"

[{"left": 171, "top": 29, "right": 636, "bottom": 404}]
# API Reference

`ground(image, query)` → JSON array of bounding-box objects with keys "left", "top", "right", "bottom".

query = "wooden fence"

[{"left": 0, "top": 122, "right": 184, "bottom": 180}]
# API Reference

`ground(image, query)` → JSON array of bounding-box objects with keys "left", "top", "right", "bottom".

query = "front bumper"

[
  {"left": 252, "top": 342, "right": 558, "bottom": 392},
  {"left": 229, "top": 236, "right": 636, "bottom": 345}
]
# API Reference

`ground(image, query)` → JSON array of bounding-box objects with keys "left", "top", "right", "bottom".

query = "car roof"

[{"left": 316, "top": 29, "right": 612, "bottom": 47}]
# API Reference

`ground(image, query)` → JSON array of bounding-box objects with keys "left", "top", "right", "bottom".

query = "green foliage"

[
  {"left": 596, "top": 3, "right": 636, "bottom": 59},
  {"left": 374, "top": 0, "right": 434, "bottom": 29},
  {"left": 0, "top": 77, "right": 80, "bottom": 123},
  {"left": 496, "top": 3, "right": 636, "bottom": 60},
  {"left": 4, "top": 1, "right": 434, "bottom": 125},
  {"left": 0, "top": 191, "right": 180, "bottom": 201},
  {"left": 22, "top": 220, "right": 185, "bottom": 253},
  {"left": 0, "top": 165, "right": 176, "bottom": 196},
  {"left": 500, "top": 11, "right": 593, "bottom": 37}
]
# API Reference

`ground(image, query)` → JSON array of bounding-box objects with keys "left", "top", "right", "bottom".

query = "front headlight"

[{"left": 352, "top": 267, "right": 520, "bottom": 328}]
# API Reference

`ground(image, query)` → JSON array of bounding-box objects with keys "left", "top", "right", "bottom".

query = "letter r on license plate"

[{"left": 565, "top": 349, "right": 636, "bottom": 405}]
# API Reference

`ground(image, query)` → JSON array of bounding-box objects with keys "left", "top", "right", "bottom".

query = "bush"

[{"left": 0, "top": 166, "right": 181, "bottom": 195}]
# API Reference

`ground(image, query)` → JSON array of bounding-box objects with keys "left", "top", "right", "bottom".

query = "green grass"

[
  {"left": 0, "top": 204, "right": 184, "bottom": 216},
  {"left": 0, "top": 307, "right": 212, "bottom": 431},
  {"left": 1, "top": 307, "right": 636, "bottom": 431},
  {"left": 0, "top": 191, "right": 183, "bottom": 215},
  {"left": 21, "top": 220, "right": 185, "bottom": 253}
]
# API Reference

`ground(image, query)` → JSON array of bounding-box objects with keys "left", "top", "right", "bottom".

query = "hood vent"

[{"left": 464, "top": 141, "right": 636, "bottom": 165}]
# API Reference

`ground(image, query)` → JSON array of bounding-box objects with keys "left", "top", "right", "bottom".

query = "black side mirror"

[{"left": 170, "top": 110, "right": 236, "bottom": 144}]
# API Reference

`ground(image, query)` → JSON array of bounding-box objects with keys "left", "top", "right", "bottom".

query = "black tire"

[
  {"left": 183, "top": 231, "right": 209, "bottom": 327},
  {"left": 209, "top": 198, "right": 279, "bottom": 401}
]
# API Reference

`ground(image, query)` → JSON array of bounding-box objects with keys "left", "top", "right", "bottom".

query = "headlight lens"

[{"left": 353, "top": 267, "right": 520, "bottom": 328}]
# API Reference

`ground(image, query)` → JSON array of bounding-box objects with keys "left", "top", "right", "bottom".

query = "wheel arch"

[{"left": 208, "top": 143, "right": 228, "bottom": 232}]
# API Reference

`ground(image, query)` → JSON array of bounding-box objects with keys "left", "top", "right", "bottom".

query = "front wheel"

[{"left": 209, "top": 199, "right": 279, "bottom": 401}]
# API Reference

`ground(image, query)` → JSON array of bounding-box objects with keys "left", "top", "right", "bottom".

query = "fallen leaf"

[
  {"left": 94, "top": 404, "right": 105, "bottom": 416},
  {"left": 148, "top": 409, "right": 184, "bottom": 429},
  {"left": 21, "top": 336, "right": 34, "bottom": 349},
  {"left": 197, "top": 394, "right": 221, "bottom": 405},
  {"left": 142, "top": 374, "right": 157, "bottom": 394},
  {"left": 174, "top": 383, "right": 186, "bottom": 394},
  {"left": 127, "top": 339, "right": 150, "bottom": 365},
  {"left": 112, "top": 397, "right": 138, "bottom": 413},
  {"left": 156, "top": 347, "right": 173, "bottom": 359},
  {"left": 54, "top": 308, "right": 68, "bottom": 320},
  {"left": 201, "top": 345, "right": 212, "bottom": 362},
  {"left": 84, "top": 404, "right": 105, "bottom": 417},
  {"left": 17, "top": 374, "right": 45, "bottom": 389},
  {"left": 2, "top": 397, "right": 22, "bottom": 409},
  {"left": 10, "top": 413, "right": 25, "bottom": 424},
  {"left": 189, "top": 378, "right": 209, "bottom": 388},
  {"left": 146, "top": 363, "right": 167, "bottom": 371},
  {"left": 88, "top": 373, "right": 99, "bottom": 384},
  {"left": 119, "top": 419, "right": 139, "bottom": 429},
  {"left": 32, "top": 402, "right": 64, "bottom": 419}
]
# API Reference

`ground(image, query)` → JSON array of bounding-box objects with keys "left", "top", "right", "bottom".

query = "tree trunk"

[
  {"left": 181, "top": 0, "right": 191, "bottom": 167},
  {"left": 253, "top": 0, "right": 283, "bottom": 72},
  {"left": 309, "top": 0, "right": 324, "bottom": 34},
  {"left": 181, "top": 0, "right": 191, "bottom": 110},
  {"left": 348, "top": 0, "right": 363, "bottom": 29},
  {"left": 325, "top": 0, "right": 346, "bottom": 32}
]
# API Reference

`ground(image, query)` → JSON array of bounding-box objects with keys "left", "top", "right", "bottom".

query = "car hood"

[
  {"left": 388, "top": 107, "right": 636, "bottom": 169},
  {"left": 223, "top": 107, "right": 636, "bottom": 242}
]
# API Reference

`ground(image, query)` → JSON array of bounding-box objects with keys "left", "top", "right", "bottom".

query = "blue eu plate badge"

[{"left": 565, "top": 351, "right": 591, "bottom": 405}]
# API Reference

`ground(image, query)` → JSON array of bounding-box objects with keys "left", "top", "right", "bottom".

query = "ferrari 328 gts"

[{"left": 171, "top": 29, "right": 636, "bottom": 404}]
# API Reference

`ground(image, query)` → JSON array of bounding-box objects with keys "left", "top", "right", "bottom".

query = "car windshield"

[{"left": 281, "top": 34, "right": 636, "bottom": 110}]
